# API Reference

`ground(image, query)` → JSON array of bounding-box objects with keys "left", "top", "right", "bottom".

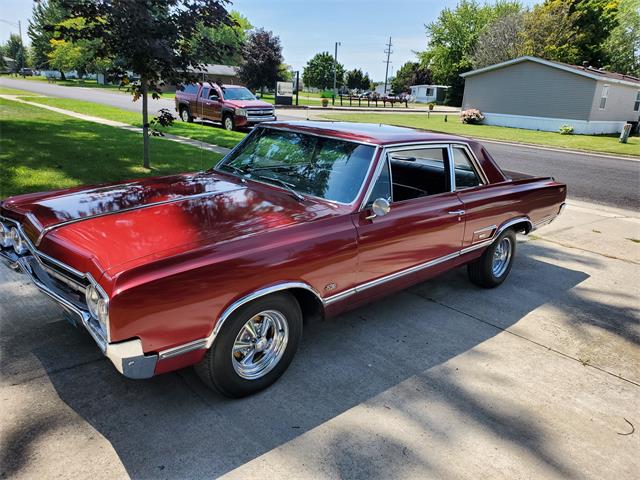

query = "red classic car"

[{"left": 0, "top": 122, "right": 566, "bottom": 397}]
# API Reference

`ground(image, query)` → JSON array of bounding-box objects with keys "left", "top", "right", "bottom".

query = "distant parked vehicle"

[
  {"left": 19, "top": 68, "right": 34, "bottom": 76},
  {"left": 175, "top": 83, "right": 276, "bottom": 131}
]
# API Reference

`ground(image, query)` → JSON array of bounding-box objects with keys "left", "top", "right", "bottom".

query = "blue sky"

[{"left": 2, "top": 0, "right": 538, "bottom": 81}]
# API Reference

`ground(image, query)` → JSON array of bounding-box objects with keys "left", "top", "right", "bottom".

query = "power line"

[{"left": 383, "top": 36, "right": 392, "bottom": 96}]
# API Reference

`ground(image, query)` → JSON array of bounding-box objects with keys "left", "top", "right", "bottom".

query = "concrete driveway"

[{"left": 1, "top": 202, "right": 639, "bottom": 480}]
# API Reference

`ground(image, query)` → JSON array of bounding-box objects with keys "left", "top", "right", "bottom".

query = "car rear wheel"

[
  {"left": 223, "top": 114, "right": 235, "bottom": 131},
  {"left": 194, "top": 292, "right": 302, "bottom": 398},
  {"left": 467, "top": 229, "right": 516, "bottom": 288},
  {"left": 180, "top": 106, "right": 193, "bottom": 123}
]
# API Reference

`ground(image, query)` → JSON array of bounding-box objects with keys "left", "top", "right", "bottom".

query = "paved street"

[
  {"left": 1, "top": 76, "right": 638, "bottom": 211},
  {"left": 1, "top": 201, "right": 639, "bottom": 479}
]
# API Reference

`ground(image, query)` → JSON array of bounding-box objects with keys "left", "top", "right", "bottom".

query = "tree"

[
  {"left": 391, "top": 61, "right": 432, "bottom": 93},
  {"left": 277, "top": 63, "right": 293, "bottom": 82},
  {"left": 28, "top": 0, "right": 69, "bottom": 70},
  {"left": 190, "top": 10, "right": 251, "bottom": 66},
  {"left": 603, "top": 0, "right": 640, "bottom": 75},
  {"left": 302, "top": 52, "right": 344, "bottom": 90},
  {"left": 56, "top": 0, "right": 232, "bottom": 169},
  {"left": 238, "top": 29, "right": 284, "bottom": 92},
  {"left": 472, "top": 12, "right": 527, "bottom": 68},
  {"left": 346, "top": 68, "right": 365, "bottom": 90},
  {"left": 362, "top": 72, "right": 373, "bottom": 91},
  {"left": 522, "top": 0, "right": 620, "bottom": 67},
  {"left": 4, "top": 34, "right": 26, "bottom": 73},
  {"left": 419, "top": 0, "right": 522, "bottom": 105}
]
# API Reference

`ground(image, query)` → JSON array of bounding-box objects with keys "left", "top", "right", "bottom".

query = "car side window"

[
  {"left": 452, "top": 147, "right": 482, "bottom": 189},
  {"left": 182, "top": 84, "right": 198, "bottom": 94},
  {"left": 388, "top": 147, "right": 451, "bottom": 202},
  {"left": 365, "top": 158, "right": 391, "bottom": 206},
  {"left": 200, "top": 87, "right": 210, "bottom": 98}
]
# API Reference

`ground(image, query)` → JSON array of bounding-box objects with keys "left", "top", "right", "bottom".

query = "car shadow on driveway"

[{"left": 2, "top": 242, "right": 603, "bottom": 479}]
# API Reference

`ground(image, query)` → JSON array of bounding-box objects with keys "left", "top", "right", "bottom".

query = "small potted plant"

[{"left": 428, "top": 102, "right": 436, "bottom": 111}]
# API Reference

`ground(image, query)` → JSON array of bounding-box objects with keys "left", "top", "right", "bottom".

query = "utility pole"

[
  {"left": 383, "top": 36, "right": 393, "bottom": 97},
  {"left": 295, "top": 70, "right": 300, "bottom": 106},
  {"left": 333, "top": 41, "right": 341, "bottom": 105}
]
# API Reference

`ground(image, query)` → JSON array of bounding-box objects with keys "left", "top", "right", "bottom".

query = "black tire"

[
  {"left": 179, "top": 105, "right": 193, "bottom": 123},
  {"left": 194, "top": 292, "right": 303, "bottom": 398},
  {"left": 222, "top": 113, "right": 235, "bottom": 131},
  {"left": 467, "top": 229, "right": 517, "bottom": 288}
]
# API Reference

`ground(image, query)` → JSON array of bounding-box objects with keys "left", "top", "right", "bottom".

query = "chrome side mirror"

[{"left": 366, "top": 198, "right": 391, "bottom": 220}]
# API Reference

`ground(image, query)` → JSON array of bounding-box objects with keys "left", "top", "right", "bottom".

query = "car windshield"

[
  {"left": 216, "top": 128, "right": 376, "bottom": 203},
  {"left": 222, "top": 87, "right": 256, "bottom": 101}
]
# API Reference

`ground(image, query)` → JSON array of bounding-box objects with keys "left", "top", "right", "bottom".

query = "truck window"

[
  {"left": 452, "top": 147, "right": 482, "bottom": 189},
  {"left": 182, "top": 84, "right": 198, "bottom": 95}
]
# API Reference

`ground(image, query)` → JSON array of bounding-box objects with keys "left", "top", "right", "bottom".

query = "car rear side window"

[
  {"left": 182, "top": 84, "right": 198, "bottom": 94},
  {"left": 452, "top": 147, "right": 482, "bottom": 189}
]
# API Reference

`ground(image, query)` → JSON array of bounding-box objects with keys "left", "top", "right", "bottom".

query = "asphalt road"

[{"left": 2, "top": 77, "right": 638, "bottom": 210}]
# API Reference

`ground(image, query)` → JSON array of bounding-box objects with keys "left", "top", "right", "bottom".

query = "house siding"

[
  {"left": 462, "top": 61, "right": 596, "bottom": 120},
  {"left": 589, "top": 81, "right": 640, "bottom": 122}
]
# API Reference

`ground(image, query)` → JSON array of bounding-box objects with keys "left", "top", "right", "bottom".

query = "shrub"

[
  {"left": 559, "top": 124, "right": 574, "bottom": 135},
  {"left": 320, "top": 90, "right": 334, "bottom": 99},
  {"left": 460, "top": 108, "right": 484, "bottom": 124}
]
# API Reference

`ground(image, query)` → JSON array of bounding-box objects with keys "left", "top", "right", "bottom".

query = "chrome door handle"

[{"left": 448, "top": 210, "right": 465, "bottom": 215}]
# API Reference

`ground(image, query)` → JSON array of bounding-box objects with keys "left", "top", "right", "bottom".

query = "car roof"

[{"left": 261, "top": 121, "right": 471, "bottom": 146}]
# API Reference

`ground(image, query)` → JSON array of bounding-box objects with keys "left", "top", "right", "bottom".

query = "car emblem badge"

[{"left": 325, "top": 282, "right": 337, "bottom": 292}]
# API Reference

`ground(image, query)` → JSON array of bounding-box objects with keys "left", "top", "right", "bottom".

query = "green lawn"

[
  {"left": 321, "top": 113, "right": 640, "bottom": 156},
  {"left": 0, "top": 86, "right": 38, "bottom": 95},
  {"left": 0, "top": 98, "right": 224, "bottom": 198},
  {"left": 19, "top": 95, "right": 246, "bottom": 149}
]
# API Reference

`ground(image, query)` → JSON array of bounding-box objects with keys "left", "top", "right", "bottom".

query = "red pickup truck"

[{"left": 175, "top": 83, "right": 276, "bottom": 131}]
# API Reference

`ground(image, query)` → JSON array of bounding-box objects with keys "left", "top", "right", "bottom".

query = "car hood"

[
  {"left": 225, "top": 99, "right": 273, "bottom": 109},
  {"left": 1, "top": 172, "right": 340, "bottom": 278}
]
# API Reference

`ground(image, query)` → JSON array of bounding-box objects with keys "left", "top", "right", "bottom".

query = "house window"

[
  {"left": 634, "top": 91, "right": 640, "bottom": 112},
  {"left": 426, "top": 88, "right": 434, "bottom": 97},
  {"left": 599, "top": 85, "right": 609, "bottom": 110}
]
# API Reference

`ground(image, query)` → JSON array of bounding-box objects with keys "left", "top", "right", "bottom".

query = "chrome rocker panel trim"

[{"left": 162, "top": 216, "right": 537, "bottom": 359}]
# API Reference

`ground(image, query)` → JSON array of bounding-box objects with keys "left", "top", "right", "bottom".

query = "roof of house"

[
  {"left": 410, "top": 85, "right": 449, "bottom": 88},
  {"left": 460, "top": 56, "right": 640, "bottom": 88},
  {"left": 193, "top": 64, "right": 239, "bottom": 76},
  {"left": 262, "top": 120, "right": 469, "bottom": 146}
]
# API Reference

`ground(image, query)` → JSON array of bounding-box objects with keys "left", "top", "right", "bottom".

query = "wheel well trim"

[
  {"left": 498, "top": 216, "right": 533, "bottom": 235},
  {"left": 204, "top": 281, "right": 324, "bottom": 349}
]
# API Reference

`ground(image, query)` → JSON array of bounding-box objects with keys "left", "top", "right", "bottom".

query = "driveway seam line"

[
  {"left": 529, "top": 237, "right": 640, "bottom": 265},
  {"left": 408, "top": 291, "right": 640, "bottom": 388}
]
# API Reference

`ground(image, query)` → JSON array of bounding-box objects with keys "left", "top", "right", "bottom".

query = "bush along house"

[{"left": 460, "top": 56, "right": 640, "bottom": 135}]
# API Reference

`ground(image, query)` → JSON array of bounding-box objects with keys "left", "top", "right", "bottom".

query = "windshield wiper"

[
  {"left": 252, "top": 174, "right": 305, "bottom": 202},
  {"left": 221, "top": 163, "right": 248, "bottom": 182}
]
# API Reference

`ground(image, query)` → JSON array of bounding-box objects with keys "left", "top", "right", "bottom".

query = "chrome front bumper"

[
  {"left": 246, "top": 115, "right": 277, "bottom": 123},
  {"left": 0, "top": 220, "right": 157, "bottom": 379}
]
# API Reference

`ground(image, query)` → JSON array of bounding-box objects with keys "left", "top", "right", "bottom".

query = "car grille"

[{"left": 247, "top": 108, "right": 274, "bottom": 117}]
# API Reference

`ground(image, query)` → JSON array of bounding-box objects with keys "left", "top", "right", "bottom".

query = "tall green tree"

[
  {"left": 57, "top": 0, "right": 232, "bottom": 170},
  {"left": 472, "top": 11, "right": 527, "bottom": 68},
  {"left": 4, "top": 34, "right": 26, "bottom": 73},
  {"left": 523, "top": 0, "right": 620, "bottom": 67},
  {"left": 346, "top": 68, "right": 365, "bottom": 90},
  {"left": 603, "top": 0, "right": 639, "bottom": 75},
  {"left": 391, "top": 61, "right": 432, "bottom": 93},
  {"left": 28, "top": 0, "right": 69, "bottom": 70},
  {"left": 419, "top": 0, "right": 521, "bottom": 105},
  {"left": 190, "top": 10, "right": 251, "bottom": 66},
  {"left": 238, "top": 28, "right": 284, "bottom": 92},
  {"left": 302, "top": 52, "right": 344, "bottom": 90}
]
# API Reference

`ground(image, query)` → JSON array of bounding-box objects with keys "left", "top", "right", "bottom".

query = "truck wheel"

[
  {"left": 223, "top": 114, "right": 235, "bottom": 131},
  {"left": 194, "top": 292, "right": 302, "bottom": 398},
  {"left": 467, "top": 229, "right": 516, "bottom": 288},
  {"left": 180, "top": 106, "right": 193, "bottom": 123}
]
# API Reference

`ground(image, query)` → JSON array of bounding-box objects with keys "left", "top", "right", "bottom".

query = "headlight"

[
  {"left": 236, "top": 108, "right": 247, "bottom": 117},
  {"left": 9, "top": 227, "right": 28, "bottom": 255},
  {"left": 0, "top": 223, "right": 12, "bottom": 248},
  {"left": 86, "top": 284, "right": 109, "bottom": 335}
]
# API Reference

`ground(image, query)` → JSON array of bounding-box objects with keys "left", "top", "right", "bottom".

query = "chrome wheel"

[
  {"left": 232, "top": 310, "right": 289, "bottom": 380},
  {"left": 492, "top": 237, "right": 512, "bottom": 277},
  {"left": 224, "top": 116, "right": 234, "bottom": 130},
  {"left": 180, "top": 108, "right": 190, "bottom": 122}
]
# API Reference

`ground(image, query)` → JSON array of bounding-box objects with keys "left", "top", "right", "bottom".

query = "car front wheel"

[
  {"left": 467, "top": 229, "right": 516, "bottom": 288},
  {"left": 180, "top": 106, "right": 193, "bottom": 123},
  {"left": 195, "top": 292, "right": 302, "bottom": 397},
  {"left": 223, "top": 114, "right": 235, "bottom": 131}
]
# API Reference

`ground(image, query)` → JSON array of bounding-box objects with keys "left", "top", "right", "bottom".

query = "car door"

[
  {"left": 352, "top": 144, "right": 465, "bottom": 299},
  {"left": 197, "top": 86, "right": 215, "bottom": 121}
]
